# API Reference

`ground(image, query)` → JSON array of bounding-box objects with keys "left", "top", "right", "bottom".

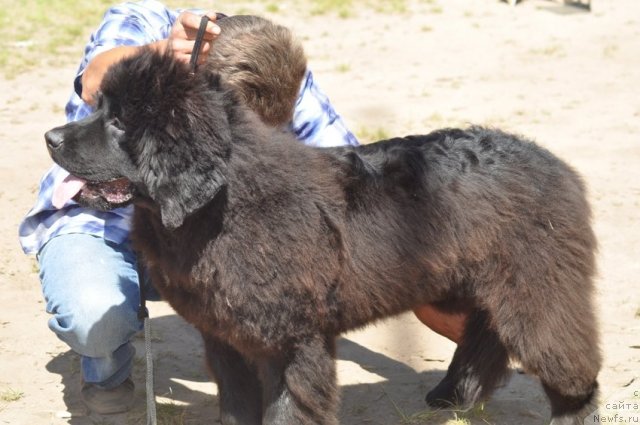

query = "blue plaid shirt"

[{"left": 19, "top": 0, "right": 358, "bottom": 255}]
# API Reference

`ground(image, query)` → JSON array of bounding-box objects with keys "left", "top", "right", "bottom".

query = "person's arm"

[
  {"left": 81, "top": 10, "right": 220, "bottom": 105},
  {"left": 81, "top": 44, "right": 158, "bottom": 104}
]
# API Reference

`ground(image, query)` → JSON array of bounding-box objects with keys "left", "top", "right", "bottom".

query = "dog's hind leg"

[
  {"left": 202, "top": 334, "right": 262, "bottom": 425},
  {"left": 504, "top": 332, "right": 600, "bottom": 425},
  {"left": 502, "top": 322, "right": 599, "bottom": 424},
  {"left": 258, "top": 335, "right": 338, "bottom": 425},
  {"left": 489, "top": 287, "right": 601, "bottom": 425},
  {"left": 426, "top": 309, "right": 510, "bottom": 410}
]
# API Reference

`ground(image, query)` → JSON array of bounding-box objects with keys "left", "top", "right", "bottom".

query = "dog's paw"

[
  {"left": 426, "top": 374, "right": 481, "bottom": 410},
  {"left": 426, "top": 377, "right": 460, "bottom": 408}
]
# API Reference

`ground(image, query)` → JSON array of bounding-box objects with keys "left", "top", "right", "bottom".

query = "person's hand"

[
  {"left": 81, "top": 11, "right": 221, "bottom": 104},
  {"left": 165, "top": 11, "right": 221, "bottom": 65}
]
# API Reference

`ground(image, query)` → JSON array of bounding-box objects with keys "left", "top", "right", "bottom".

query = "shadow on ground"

[{"left": 45, "top": 311, "right": 548, "bottom": 425}]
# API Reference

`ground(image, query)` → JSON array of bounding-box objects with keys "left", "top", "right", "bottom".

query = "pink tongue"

[{"left": 52, "top": 174, "right": 87, "bottom": 208}]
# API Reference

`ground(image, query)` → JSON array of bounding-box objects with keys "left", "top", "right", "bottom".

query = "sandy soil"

[{"left": 0, "top": 0, "right": 638, "bottom": 424}]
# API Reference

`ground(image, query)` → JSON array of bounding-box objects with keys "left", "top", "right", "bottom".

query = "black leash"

[
  {"left": 136, "top": 17, "right": 213, "bottom": 423},
  {"left": 189, "top": 13, "right": 227, "bottom": 73},
  {"left": 189, "top": 15, "right": 211, "bottom": 73},
  {"left": 139, "top": 13, "right": 227, "bottom": 424},
  {"left": 137, "top": 259, "right": 157, "bottom": 425},
  {"left": 137, "top": 260, "right": 148, "bottom": 321}
]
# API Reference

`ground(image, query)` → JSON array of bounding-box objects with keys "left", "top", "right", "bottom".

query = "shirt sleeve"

[
  {"left": 291, "top": 70, "right": 359, "bottom": 148},
  {"left": 72, "top": 1, "right": 177, "bottom": 99}
]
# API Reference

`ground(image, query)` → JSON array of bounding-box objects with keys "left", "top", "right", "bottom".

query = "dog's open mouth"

[
  {"left": 77, "top": 178, "right": 134, "bottom": 207},
  {"left": 53, "top": 174, "right": 134, "bottom": 210}
]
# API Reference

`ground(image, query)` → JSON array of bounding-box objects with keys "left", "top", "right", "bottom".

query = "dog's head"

[{"left": 46, "top": 48, "right": 233, "bottom": 229}]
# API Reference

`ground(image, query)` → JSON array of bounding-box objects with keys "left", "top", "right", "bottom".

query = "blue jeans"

[{"left": 38, "top": 233, "right": 157, "bottom": 389}]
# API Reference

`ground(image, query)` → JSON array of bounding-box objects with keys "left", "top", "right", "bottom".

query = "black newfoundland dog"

[{"left": 45, "top": 48, "right": 600, "bottom": 425}]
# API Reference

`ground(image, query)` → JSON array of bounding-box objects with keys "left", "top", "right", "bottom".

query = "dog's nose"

[{"left": 45, "top": 129, "right": 65, "bottom": 149}]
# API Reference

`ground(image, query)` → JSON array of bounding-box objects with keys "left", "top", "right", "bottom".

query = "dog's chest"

[
  {"left": 131, "top": 198, "right": 352, "bottom": 349},
  {"left": 144, "top": 246, "right": 252, "bottom": 341}
]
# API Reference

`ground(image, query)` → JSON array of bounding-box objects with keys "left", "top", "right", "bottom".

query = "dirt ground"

[{"left": 0, "top": 0, "right": 638, "bottom": 424}]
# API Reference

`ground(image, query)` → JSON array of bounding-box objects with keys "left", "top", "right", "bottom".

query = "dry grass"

[
  {"left": 0, "top": 0, "right": 411, "bottom": 79},
  {"left": 0, "top": 387, "right": 24, "bottom": 402}
]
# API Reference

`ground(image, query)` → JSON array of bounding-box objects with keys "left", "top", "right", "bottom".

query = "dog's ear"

[
  {"left": 139, "top": 128, "right": 230, "bottom": 230},
  {"left": 155, "top": 166, "right": 227, "bottom": 230}
]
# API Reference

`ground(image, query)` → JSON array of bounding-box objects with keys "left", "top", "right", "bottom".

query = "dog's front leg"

[
  {"left": 258, "top": 336, "right": 338, "bottom": 425},
  {"left": 202, "top": 333, "right": 262, "bottom": 425}
]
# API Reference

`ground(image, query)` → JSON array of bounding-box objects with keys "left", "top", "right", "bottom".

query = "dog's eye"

[
  {"left": 109, "top": 116, "right": 125, "bottom": 131},
  {"left": 105, "top": 116, "right": 126, "bottom": 145}
]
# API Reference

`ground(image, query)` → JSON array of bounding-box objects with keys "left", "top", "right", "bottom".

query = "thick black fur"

[{"left": 45, "top": 49, "right": 601, "bottom": 425}]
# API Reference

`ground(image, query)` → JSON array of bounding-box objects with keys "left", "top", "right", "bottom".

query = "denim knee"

[
  {"left": 47, "top": 294, "right": 141, "bottom": 358},
  {"left": 38, "top": 234, "right": 143, "bottom": 358}
]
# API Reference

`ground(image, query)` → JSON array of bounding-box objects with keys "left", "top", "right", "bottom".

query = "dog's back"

[{"left": 324, "top": 126, "right": 595, "bottom": 323}]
